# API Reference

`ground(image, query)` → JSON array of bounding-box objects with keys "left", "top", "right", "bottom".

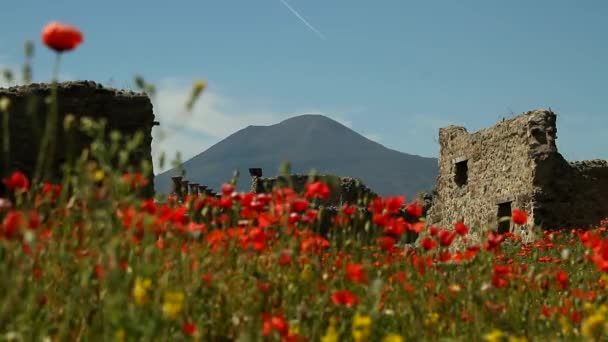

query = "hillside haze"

[{"left": 155, "top": 114, "right": 438, "bottom": 198}]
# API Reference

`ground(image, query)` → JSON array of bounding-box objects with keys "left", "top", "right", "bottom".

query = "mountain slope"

[{"left": 155, "top": 114, "right": 438, "bottom": 198}]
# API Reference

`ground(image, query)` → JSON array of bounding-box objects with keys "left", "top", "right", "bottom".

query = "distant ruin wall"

[
  {"left": 0, "top": 81, "right": 156, "bottom": 195},
  {"left": 427, "top": 109, "right": 608, "bottom": 239},
  {"left": 533, "top": 157, "right": 608, "bottom": 229},
  {"left": 248, "top": 168, "right": 378, "bottom": 206}
]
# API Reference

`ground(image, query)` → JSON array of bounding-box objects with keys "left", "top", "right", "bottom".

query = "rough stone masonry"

[
  {"left": 0, "top": 81, "right": 157, "bottom": 196},
  {"left": 426, "top": 109, "right": 608, "bottom": 241},
  {"left": 248, "top": 167, "right": 378, "bottom": 207}
]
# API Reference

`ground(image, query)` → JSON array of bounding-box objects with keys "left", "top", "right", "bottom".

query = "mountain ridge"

[{"left": 155, "top": 114, "right": 438, "bottom": 198}]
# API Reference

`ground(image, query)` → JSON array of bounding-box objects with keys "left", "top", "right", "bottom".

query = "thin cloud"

[
  {"left": 278, "top": 0, "right": 326, "bottom": 40},
  {"left": 151, "top": 80, "right": 363, "bottom": 173}
]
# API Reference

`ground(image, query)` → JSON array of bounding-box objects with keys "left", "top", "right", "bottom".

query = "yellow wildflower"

[
  {"left": 115, "top": 329, "right": 126, "bottom": 342},
  {"left": 132, "top": 277, "right": 152, "bottom": 305},
  {"left": 483, "top": 329, "right": 504, "bottom": 342},
  {"left": 424, "top": 312, "right": 439, "bottom": 327},
  {"left": 288, "top": 321, "right": 300, "bottom": 337},
  {"left": 352, "top": 313, "right": 372, "bottom": 342},
  {"left": 300, "top": 264, "right": 313, "bottom": 282},
  {"left": 93, "top": 169, "right": 105, "bottom": 182},
  {"left": 581, "top": 312, "right": 606, "bottom": 340},
  {"left": 559, "top": 314, "right": 572, "bottom": 337},
  {"left": 382, "top": 334, "right": 404, "bottom": 342},
  {"left": 186, "top": 80, "right": 206, "bottom": 111},
  {"left": 321, "top": 325, "right": 339, "bottom": 342},
  {"left": 162, "top": 291, "right": 185, "bottom": 319},
  {"left": 0, "top": 97, "right": 10, "bottom": 112},
  {"left": 193, "top": 80, "right": 206, "bottom": 93}
]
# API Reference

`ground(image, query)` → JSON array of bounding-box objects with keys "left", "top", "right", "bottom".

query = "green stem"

[
  {"left": 2, "top": 108, "right": 9, "bottom": 178},
  {"left": 34, "top": 53, "right": 62, "bottom": 184}
]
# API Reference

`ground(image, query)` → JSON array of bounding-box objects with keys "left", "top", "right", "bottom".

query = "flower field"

[{"left": 2, "top": 22, "right": 608, "bottom": 342}]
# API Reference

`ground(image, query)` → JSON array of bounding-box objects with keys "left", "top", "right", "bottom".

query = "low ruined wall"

[
  {"left": 249, "top": 168, "right": 378, "bottom": 206},
  {"left": 0, "top": 81, "right": 156, "bottom": 195},
  {"left": 533, "top": 157, "right": 608, "bottom": 229}
]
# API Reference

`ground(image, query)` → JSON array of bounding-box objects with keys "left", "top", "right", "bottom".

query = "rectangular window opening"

[
  {"left": 497, "top": 202, "right": 512, "bottom": 234},
  {"left": 454, "top": 160, "right": 468, "bottom": 186}
]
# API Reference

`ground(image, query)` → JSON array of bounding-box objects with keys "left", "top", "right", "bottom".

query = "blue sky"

[{"left": 1, "top": 0, "right": 607, "bottom": 173}]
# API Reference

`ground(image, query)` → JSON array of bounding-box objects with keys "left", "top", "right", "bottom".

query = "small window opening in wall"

[
  {"left": 530, "top": 128, "right": 547, "bottom": 144},
  {"left": 497, "top": 202, "right": 512, "bottom": 234},
  {"left": 454, "top": 160, "right": 468, "bottom": 186}
]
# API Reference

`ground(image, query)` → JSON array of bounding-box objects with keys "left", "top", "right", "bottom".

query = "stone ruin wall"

[
  {"left": 248, "top": 168, "right": 423, "bottom": 241},
  {"left": 0, "top": 81, "right": 157, "bottom": 196},
  {"left": 427, "top": 109, "right": 608, "bottom": 240},
  {"left": 426, "top": 110, "right": 540, "bottom": 241},
  {"left": 248, "top": 168, "right": 378, "bottom": 207},
  {"left": 168, "top": 175, "right": 221, "bottom": 199},
  {"left": 533, "top": 156, "right": 608, "bottom": 230}
]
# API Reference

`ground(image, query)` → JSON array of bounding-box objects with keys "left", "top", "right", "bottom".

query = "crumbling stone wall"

[
  {"left": 169, "top": 175, "right": 220, "bottom": 199},
  {"left": 427, "top": 109, "right": 608, "bottom": 240},
  {"left": 248, "top": 168, "right": 378, "bottom": 206},
  {"left": 0, "top": 81, "right": 156, "bottom": 195}
]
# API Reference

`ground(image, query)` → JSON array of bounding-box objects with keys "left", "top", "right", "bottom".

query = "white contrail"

[{"left": 278, "top": 0, "right": 327, "bottom": 40}]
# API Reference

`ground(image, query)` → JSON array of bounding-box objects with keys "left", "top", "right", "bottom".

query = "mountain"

[{"left": 154, "top": 114, "right": 438, "bottom": 199}]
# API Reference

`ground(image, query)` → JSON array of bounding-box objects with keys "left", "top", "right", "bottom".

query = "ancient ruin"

[
  {"left": 426, "top": 109, "right": 608, "bottom": 240},
  {"left": 169, "top": 175, "right": 220, "bottom": 199},
  {"left": 248, "top": 167, "right": 378, "bottom": 206},
  {"left": 0, "top": 81, "right": 157, "bottom": 196}
]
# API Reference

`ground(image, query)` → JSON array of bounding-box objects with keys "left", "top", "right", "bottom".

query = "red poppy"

[
  {"left": 300, "top": 234, "right": 330, "bottom": 254},
  {"left": 342, "top": 204, "right": 356, "bottom": 216},
  {"left": 373, "top": 213, "right": 389, "bottom": 227},
  {"left": 123, "top": 173, "right": 149, "bottom": 188},
  {"left": 41, "top": 183, "right": 61, "bottom": 200},
  {"left": 556, "top": 270, "right": 569, "bottom": 290},
  {"left": 201, "top": 272, "right": 214, "bottom": 285},
  {"left": 454, "top": 222, "right": 469, "bottom": 235},
  {"left": 262, "top": 313, "right": 288, "bottom": 337},
  {"left": 331, "top": 289, "right": 359, "bottom": 307},
  {"left": 2, "top": 171, "right": 30, "bottom": 192},
  {"left": 491, "top": 274, "right": 509, "bottom": 288},
  {"left": 512, "top": 209, "right": 528, "bottom": 225},
  {"left": 221, "top": 183, "right": 235, "bottom": 196},
  {"left": 27, "top": 211, "right": 41, "bottom": 230},
  {"left": 302, "top": 209, "right": 318, "bottom": 224},
  {"left": 41, "top": 22, "right": 83, "bottom": 52},
  {"left": 290, "top": 198, "right": 310, "bottom": 213},
  {"left": 94, "top": 264, "right": 106, "bottom": 279},
  {"left": 438, "top": 251, "right": 452, "bottom": 262},
  {"left": 438, "top": 229, "right": 456, "bottom": 247},
  {"left": 405, "top": 202, "right": 422, "bottom": 218},
  {"left": 278, "top": 250, "right": 293, "bottom": 266},
  {"left": 377, "top": 236, "right": 397, "bottom": 252},
  {"left": 485, "top": 232, "right": 505, "bottom": 251},
  {"left": 383, "top": 217, "right": 408, "bottom": 236},
  {"left": 182, "top": 322, "right": 197, "bottom": 336},
  {"left": 2, "top": 210, "right": 22, "bottom": 239},
  {"left": 140, "top": 198, "right": 157, "bottom": 214},
  {"left": 591, "top": 239, "right": 608, "bottom": 272},
  {"left": 409, "top": 221, "right": 424, "bottom": 233},
  {"left": 304, "top": 181, "right": 331, "bottom": 200},
  {"left": 345, "top": 263, "right": 367, "bottom": 284},
  {"left": 384, "top": 196, "right": 405, "bottom": 214},
  {"left": 421, "top": 237, "right": 437, "bottom": 251}
]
